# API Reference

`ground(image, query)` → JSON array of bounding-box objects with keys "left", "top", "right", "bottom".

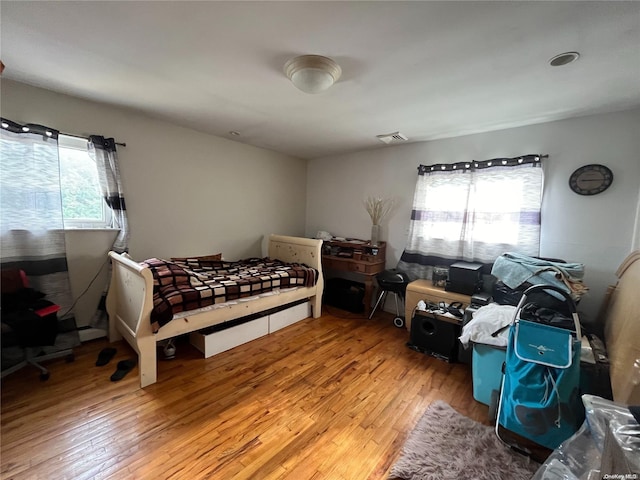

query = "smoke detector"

[{"left": 376, "top": 132, "right": 408, "bottom": 144}]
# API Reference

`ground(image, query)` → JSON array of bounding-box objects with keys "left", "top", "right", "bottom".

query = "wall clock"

[{"left": 568, "top": 164, "right": 613, "bottom": 196}]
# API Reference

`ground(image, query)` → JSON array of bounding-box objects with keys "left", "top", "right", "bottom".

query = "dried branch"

[{"left": 364, "top": 196, "right": 394, "bottom": 225}]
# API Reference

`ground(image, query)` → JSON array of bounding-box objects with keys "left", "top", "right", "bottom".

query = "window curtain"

[
  {"left": 88, "top": 136, "right": 129, "bottom": 253},
  {"left": 87, "top": 136, "right": 129, "bottom": 331},
  {"left": 397, "top": 154, "right": 544, "bottom": 279},
  {"left": 0, "top": 118, "right": 75, "bottom": 316}
]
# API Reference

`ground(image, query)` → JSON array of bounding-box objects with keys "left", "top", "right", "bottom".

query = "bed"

[
  {"left": 106, "top": 234, "right": 324, "bottom": 388},
  {"left": 602, "top": 249, "right": 640, "bottom": 404}
]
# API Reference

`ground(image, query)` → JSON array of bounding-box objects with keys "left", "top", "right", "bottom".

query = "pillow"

[
  {"left": 171, "top": 253, "right": 223, "bottom": 271},
  {"left": 170, "top": 253, "right": 222, "bottom": 262}
]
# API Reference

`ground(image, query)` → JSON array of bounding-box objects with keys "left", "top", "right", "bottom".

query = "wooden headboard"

[{"left": 603, "top": 250, "right": 640, "bottom": 404}]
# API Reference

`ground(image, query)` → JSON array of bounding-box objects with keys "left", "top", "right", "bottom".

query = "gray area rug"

[{"left": 389, "top": 400, "right": 539, "bottom": 480}]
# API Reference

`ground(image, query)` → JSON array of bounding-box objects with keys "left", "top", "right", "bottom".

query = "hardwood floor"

[{"left": 1, "top": 309, "right": 488, "bottom": 480}]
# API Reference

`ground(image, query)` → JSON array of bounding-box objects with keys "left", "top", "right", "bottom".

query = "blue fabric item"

[
  {"left": 491, "top": 252, "right": 584, "bottom": 293},
  {"left": 514, "top": 320, "right": 573, "bottom": 369},
  {"left": 498, "top": 320, "right": 584, "bottom": 451}
]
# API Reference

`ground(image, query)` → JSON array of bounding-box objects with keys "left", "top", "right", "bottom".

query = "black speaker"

[
  {"left": 408, "top": 312, "right": 461, "bottom": 362},
  {"left": 445, "top": 261, "right": 483, "bottom": 295}
]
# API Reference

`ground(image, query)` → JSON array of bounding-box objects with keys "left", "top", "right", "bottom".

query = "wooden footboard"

[
  {"left": 106, "top": 234, "right": 324, "bottom": 388},
  {"left": 604, "top": 249, "right": 640, "bottom": 404}
]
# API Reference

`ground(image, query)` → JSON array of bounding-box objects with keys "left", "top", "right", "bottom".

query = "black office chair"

[
  {"left": 1, "top": 269, "right": 75, "bottom": 381},
  {"left": 369, "top": 269, "right": 411, "bottom": 327}
]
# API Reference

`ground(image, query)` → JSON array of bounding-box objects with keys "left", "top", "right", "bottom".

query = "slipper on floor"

[
  {"left": 95, "top": 347, "right": 117, "bottom": 366},
  {"left": 110, "top": 359, "right": 136, "bottom": 382}
]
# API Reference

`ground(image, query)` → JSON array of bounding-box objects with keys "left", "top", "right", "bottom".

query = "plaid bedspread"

[{"left": 141, "top": 257, "right": 318, "bottom": 332}]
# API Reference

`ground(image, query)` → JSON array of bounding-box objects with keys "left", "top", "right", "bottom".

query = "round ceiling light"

[
  {"left": 284, "top": 55, "right": 342, "bottom": 94},
  {"left": 549, "top": 51, "right": 580, "bottom": 67}
]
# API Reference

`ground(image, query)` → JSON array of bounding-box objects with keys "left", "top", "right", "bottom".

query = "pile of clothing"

[{"left": 491, "top": 252, "right": 588, "bottom": 301}]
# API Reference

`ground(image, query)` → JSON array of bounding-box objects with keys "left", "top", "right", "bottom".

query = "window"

[
  {"left": 398, "top": 156, "right": 544, "bottom": 279},
  {"left": 418, "top": 171, "right": 532, "bottom": 245},
  {"left": 58, "top": 135, "right": 110, "bottom": 228}
]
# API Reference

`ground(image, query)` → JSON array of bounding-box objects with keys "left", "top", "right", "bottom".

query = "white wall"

[
  {"left": 1, "top": 80, "right": 308, "bottom": 329},
  {"left": 306, "top": 109, "right": 640, "bottom": 323},
  {"left": 4, "top": 78, "right": 638, "bottom": 329}
]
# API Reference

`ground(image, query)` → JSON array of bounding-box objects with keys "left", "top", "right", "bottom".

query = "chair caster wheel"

[
  {"left": 40, "top": 372, "right": 50, "bottom": 381},
  {"left": 393, "top": 317, "right": 405, "bottom": 328}
]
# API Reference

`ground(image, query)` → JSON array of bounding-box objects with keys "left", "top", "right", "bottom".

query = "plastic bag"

[{"left": 531, "top": 394, "right": 640, "bottom": 480}]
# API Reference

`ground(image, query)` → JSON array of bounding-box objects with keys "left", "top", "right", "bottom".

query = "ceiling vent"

[{"left": 376, "top": 131, "right": 408, "bottom": 144}]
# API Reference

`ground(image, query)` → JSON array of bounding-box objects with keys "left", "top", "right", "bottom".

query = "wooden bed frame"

[
  {"left": 603, "top": 249, "right": 640, "bottom": 404},
  {"left": 106, "top": 234, "right": 324, "bottom": 388}
]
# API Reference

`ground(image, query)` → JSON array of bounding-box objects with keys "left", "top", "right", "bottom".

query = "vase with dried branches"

[{"left": 364, "top": 196, "right": 394, "bottom": 246}]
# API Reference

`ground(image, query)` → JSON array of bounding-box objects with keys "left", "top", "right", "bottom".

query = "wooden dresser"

[{"left": 321, "top": 238, "right": 386, "bottom": 316}]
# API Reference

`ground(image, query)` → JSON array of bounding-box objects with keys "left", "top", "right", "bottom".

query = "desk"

[{"left": 321, "top": 239, "right": 386, "bottom": 316}]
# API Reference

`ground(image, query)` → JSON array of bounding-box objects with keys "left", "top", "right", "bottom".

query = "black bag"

[
  {"left": 492, "top": 280, "right": 526, "bottom": 306},
  {"left": 519, "top": 302, "right": 576, "bottom": 330},
  {"left": 492, "top": 281, "right": 573, "bottom": 316}
]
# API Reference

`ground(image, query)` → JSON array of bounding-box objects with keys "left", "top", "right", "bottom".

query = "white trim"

[
  {"left": 58, "top": 135, "right": 111, "bottom": 229},
  {"left": 63, "top": 228, "right": 121, "bottom": 232},
  {"left": 78, "top": 328, "right": 107, "bottom": 342}
]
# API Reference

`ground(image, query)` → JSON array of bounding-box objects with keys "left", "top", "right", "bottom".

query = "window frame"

[{"left": 58, "top": 134, "right": 112, "bottom": 229}]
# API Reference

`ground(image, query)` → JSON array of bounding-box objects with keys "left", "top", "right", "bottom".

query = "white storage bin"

[
  {"left": 269, "top": 302, "right": 310, "bottom": 333},
  {"left": 189, "top": 301, "right": 310, "bottom": 358},
  {"left": 190, "top": 315, "right": 269, "bottom": 358}
]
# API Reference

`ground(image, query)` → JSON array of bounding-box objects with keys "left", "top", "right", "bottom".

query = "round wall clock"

[{"left": 568, "top": 164, "right": 613, "bottom": 196}]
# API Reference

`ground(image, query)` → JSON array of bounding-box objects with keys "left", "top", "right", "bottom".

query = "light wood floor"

[{"left": 1, "top": 309, "right": 488, "bottom": 480}]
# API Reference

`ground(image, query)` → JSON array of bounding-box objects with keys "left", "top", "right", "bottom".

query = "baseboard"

[{"left": 78, "top": 328, "right": 107, "bottom": 342}]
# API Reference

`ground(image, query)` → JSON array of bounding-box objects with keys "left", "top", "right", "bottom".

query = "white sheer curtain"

[
  {"left": 0, "top": 119, "right": 75, "bottom": 315},
  {"left": 397, "top": 155, "right": 544, "bottom": 279}
]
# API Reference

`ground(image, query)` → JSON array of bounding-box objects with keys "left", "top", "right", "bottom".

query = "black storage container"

[{"left": 323, "top": 278, "right": 365, "bottom": 313}]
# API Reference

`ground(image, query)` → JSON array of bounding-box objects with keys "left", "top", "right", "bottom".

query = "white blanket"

[{"left": 459, "top": 303, "right": 517, "bottom": 347}]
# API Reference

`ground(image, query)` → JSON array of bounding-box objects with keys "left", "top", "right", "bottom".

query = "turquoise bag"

[
  {"left": 514, "top": 320, "right": 573, "bottom": 368},
  {"left": 497, "top": 285, "right": 584, "bottom": 451}
]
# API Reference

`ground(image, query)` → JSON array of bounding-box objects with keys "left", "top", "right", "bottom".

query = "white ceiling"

[{"left": 2, "top": 1, "right": 640, "bottom": 159}]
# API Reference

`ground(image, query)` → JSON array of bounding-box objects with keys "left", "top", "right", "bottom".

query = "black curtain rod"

[
  {"left": 418, "top": 153, "right": 548, "bottom": 174},
  {"left": 62, "top": 131, "right": 126, "bottom": 147}
]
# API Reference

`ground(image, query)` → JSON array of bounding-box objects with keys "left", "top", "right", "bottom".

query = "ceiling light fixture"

[
  {"left": 284, "top": 55, "right": 341, "bottom": 94},
  {"left": 549, "top": 51, "right": 580, "bottom": 67}
]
